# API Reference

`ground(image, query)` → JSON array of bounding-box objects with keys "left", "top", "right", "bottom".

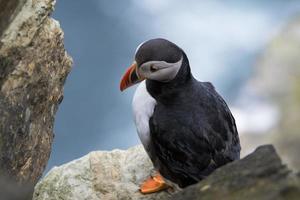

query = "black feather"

[{"left": 145, "top": 53, "right": 240, "bottom": 188}]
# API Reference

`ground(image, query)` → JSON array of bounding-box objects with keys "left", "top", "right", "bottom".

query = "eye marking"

[{"left": 150, "top": 65, "right": 158, "bottom": 72}]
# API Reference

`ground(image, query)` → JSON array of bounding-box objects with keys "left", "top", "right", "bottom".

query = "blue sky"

[{"left": 47, "top": 0, "right": 300, "bottom": 170}]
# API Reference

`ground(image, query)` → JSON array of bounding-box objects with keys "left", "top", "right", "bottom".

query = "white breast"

[{"left": 132, "top": 81, "right": 156, "bottom": 150}]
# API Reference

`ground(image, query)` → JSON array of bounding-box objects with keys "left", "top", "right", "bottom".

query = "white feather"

[
  {"left": 139, "top": 57, "right": 183, "bottom": 82},
  {"left": 132, "top": 81, "right": 156, "bottom": 150}
]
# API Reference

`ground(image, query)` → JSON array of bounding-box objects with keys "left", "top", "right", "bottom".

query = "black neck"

[{"left": 146, "top": 51, "right": 192, "bottom": 102}]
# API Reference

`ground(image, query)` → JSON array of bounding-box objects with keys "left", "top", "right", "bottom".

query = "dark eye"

[{"left": 150, "top": 65, "right": 158, "bottom": 72}]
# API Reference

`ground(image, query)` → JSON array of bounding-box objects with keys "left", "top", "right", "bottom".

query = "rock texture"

[
  {"left": 171, "top": 145, "right": 300, "bottom": 200},
  {"left": 0, "top": 0, "right": 72, "bottom": 197},
  {"left": 33, "top": 145, "right": 177, "bottom": 200},
  {"left": 34, "top": 145, "right": 300, "bottom": 200}
]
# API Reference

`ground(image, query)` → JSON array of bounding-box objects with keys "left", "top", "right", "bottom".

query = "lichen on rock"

[
  {"left": 0, "top": 0, "right": 72, "bottom": 198},
  {"left": 33, "top": 145, "right": 177, "bottom": 200}
]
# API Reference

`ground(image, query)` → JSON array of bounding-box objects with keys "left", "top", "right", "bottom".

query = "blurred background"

[{"left": 47, "top": 0, "right": 300, "bottom": 171}]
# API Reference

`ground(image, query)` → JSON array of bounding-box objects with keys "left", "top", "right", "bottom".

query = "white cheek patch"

[
  {"left": 152, "top": 60, "right": 182, "bottom": 82},
  {"left": 132, "top": 81, "right": 157, "bottom": 150},
  {"left": 139, "top": 57, "right": 183, "bottom": 82}
]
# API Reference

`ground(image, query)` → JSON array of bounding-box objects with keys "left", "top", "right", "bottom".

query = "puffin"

[{"left": 120, "top": 38, "right": 241, "bottom": 194}]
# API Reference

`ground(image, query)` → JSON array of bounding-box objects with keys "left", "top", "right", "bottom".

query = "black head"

[
  {"left": 120, "top": 38, "right": 191, "bottom": 91},
  {"left": 135, "top": 38, "right": 183, "bottom": 67}
]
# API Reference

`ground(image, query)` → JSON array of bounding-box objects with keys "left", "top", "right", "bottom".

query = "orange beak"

[{"left": 120, "top": 62, "right": 145, "bottom": 91}]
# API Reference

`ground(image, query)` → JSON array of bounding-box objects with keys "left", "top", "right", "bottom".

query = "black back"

[{"left": 144, "top": 46, "right": 240, "bottom": 187}]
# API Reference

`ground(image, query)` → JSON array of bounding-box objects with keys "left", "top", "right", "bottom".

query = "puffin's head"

[{"left": 120, "top": 38, "right": 184, "bottom": 91}]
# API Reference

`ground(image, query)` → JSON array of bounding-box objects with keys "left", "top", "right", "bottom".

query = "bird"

[{"left": 120, "top": 38, "right": 241, "bottom": 194}]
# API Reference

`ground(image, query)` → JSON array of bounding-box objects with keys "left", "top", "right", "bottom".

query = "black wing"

[{"left": 148, "top": 81, "right": 240, "bottom": 187}]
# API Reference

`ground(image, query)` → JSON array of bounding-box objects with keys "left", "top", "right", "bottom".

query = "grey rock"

[
  {"left": 33, "top": 145, "right": 177, "bottom": 200},
  {"left": 0, "top": 0, "right": 26, "bottom": 38},
  {"left": 170, "top": 145, "right": 300, "bottom": 200},
  {"left": 0, "top": 0, "right": 72, "bottom": 198},
  {"left": 34, "top": 145, "right": 300, "bottom": 200}
]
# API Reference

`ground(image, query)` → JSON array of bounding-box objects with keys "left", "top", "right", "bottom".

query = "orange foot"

[{"left": 140, "top": 173, "right": 169, "bottom": 194}]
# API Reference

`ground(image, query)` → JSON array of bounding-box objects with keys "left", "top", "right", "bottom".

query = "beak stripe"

[{"left": 120, "top": 62, "right": 144, "bottom": 91}]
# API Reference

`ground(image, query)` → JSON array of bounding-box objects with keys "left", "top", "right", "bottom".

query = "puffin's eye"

[{"left": 150, "top": 65, "right": 158, "bottom": 72}]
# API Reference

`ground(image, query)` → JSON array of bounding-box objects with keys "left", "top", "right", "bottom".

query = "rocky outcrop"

[
  {"left": 248, "top": 15, "right": 300, "bottom": 170},
  {"left": 33, "top": 145, "right": 300, "bottom": 200},
  {"left": 171, "top": 145, "right": 300, "bottom": 200},
  {"left": 33, "top": 145, "right": 178, "bottom": 200},
  {"left": 0, "top": 0, "right": 72, "bottom": 198}
]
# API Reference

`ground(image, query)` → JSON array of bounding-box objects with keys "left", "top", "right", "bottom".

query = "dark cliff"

[{"left": 0, "top": 0, "right": 72, "bottom": 198}]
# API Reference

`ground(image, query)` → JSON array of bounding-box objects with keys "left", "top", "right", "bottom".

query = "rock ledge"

[{"left": 34, "top": 145, "right": 300, "bottom": 200}]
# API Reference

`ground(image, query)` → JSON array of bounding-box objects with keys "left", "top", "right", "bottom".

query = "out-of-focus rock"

[
  {"left": 248, "top": 16, "right": 300, "bottom": 170},
  {"left": 0, "top": 0, "right": 72, "bottom": 198},
  {"left": 33, "top": 145, "right": 177, "bottom": 200},
  {"left": 34, "top": 145, "right": 300, "bottom": 200}
]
